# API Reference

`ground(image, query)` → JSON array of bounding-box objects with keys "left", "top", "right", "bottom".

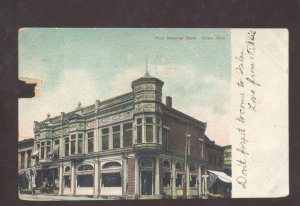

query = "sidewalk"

[{"left": 19, "top": 194, "right": 106, "bottom": 201}]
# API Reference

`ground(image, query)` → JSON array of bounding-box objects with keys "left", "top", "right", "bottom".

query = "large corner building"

[{"left": 26, "top": 71, "right": 227, "bottom": 199}]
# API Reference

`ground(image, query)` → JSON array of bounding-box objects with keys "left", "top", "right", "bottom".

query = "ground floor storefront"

[{"left": 20, "top": 152, "right": 218, "bottom": 199}]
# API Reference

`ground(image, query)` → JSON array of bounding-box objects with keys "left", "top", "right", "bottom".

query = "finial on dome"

[
  {"left": 144, "top": 57, "right": 151, "bottom": 77},
  {"left": 78, "top": 101, "right": 81, "bottom": 108},
  {"left": 47, "top": 113, "right": 50, "bottom": 118}
]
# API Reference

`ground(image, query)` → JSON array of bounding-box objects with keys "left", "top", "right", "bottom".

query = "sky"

[{"left": 19, "top": 28, "right": 231, "bottom": 146}]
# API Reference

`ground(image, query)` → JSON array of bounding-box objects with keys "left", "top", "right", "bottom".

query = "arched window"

[
  {"left": 78, "top": 164, "right": 94, "bottom": 171},
  {"left": 102, "top": 162, "right": 122, "bottom": 187},
  {"left": 77, "top": 164, "right": 94, "bottom": 187},
  {"left": 163, "top": 160, "right": 171, "bottom": 169},
  {"left": 175, "top": 163, "right": 182, "bottom": 171},
  {"left": 189, "top": 165, "right": 196, "bottom": 172},
  {"left": 64, "top": 166, "right": 71, "bottom": 188},
  {"left": 189, "top": 164, "right": 197, "bottom": 188},
  {"left": 102, "top": 162, "right": 121, "bottom": 170}
]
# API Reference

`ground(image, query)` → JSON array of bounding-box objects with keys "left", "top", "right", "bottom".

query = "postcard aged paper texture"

[{"left": 18, "top": 28, "right": 288, "bottom": 200}]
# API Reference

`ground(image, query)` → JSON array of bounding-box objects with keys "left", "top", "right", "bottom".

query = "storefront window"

[
  {"left": 113, "top": 126, "right": 120, "bottom": 148},
  {"left": 87, "top": 131, "right": 94, "bottom": 153},
  {"left": 163, "top": 172, "right": 171, "bottom": 187},
  {"left": 175, "top": 163, "right": 183, "bottom": 187},
  {"left": 102, "top": 128, "right": 109, "bottom": 150},
  {"left": 123, "top": 123, "right": 132, "bottom": 147},
  {"left": 102, "top": 162, "right": 122, "bottom": 187},
  {"left": 64, "top": 166, "right": 71, "bottom": 188},
  {"left": 189, "top": 175, "right": 197, "bottom": 187},
  {"left": 77, "top": 175, "right": 93, "bottom": 187},
  {"left": 102, "top": 173, "right": 122, "bottom": 187}
]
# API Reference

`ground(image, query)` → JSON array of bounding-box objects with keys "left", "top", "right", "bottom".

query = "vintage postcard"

[{"left": 18, "top": 28, "right": 288, "bottom": 200}]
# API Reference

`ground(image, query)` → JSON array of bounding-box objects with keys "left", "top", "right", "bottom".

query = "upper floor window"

[
  {"left": 156, "top": 118, "right": 161, "bottom": 143},
  {"left": 46, "top": 141, "right": 51, "bottom": 158},
  {"left": 146, "top": 117, "right": 154, "bottom": 142},
  {"left": 78, "top": 133, "right": 83, "bottom": 154},
  {"left": 41, "top": 142, "right": 45, "bottom": 159},
  {"left": 65, "top": 138, "right": 69, "bottom": 157},
  {"left": 113, "top": 126, "right": 120, "bottom": 149},
  {"left": 123, "top": 123, "right": 132, "bottom": 147},
  {"left": 87, "top": 131, "right": 94, "bottom": 153},
  {"left": 162, "top": 128, "right": 169, "bottom": 149},
  {"left": 136, "top": 118, "right": 142, "bottom": 143},
  {"left": 102, "top": 128, "right": 109, "bottom": 150},
  {"left": 70, "top": 134, "right": 76, "bottom": 154}
]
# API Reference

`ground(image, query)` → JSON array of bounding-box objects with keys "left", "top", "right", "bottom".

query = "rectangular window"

[
  {"left": 163, "top": 128, "right": 169, "bottom": 149},
  {"left": 54, "top": 139, "right": 59, "bottom": 156},
  {"left": 87, "top": 131, "right": 94, "bottom": 153},
  {"left": 137, "top": 126, "right": 142, "bottom": 143},
  {"left": 102, "top": 173, "right": 122, "bottom": 187},
  {"left": 46, "top": 141, "right": 51, "bottom": 158},
  {"left": 65, "top": 138, "right": 69, "bottom": 156},
  {"left": 41, "top": 142, "right": 45, "bottom": 159},
  {"left": 146, "top": 125, "right": 153, "bottom": 142},
  {"left": 146, "top": 117, "right": 153, "bottom": 123},
  {"left": 156, "top": 126, "right": 160, "bottom": 143},
  {"left": 113, "top": 126, "right": 120, "bottom": 148},
  {"left": 123, "top": 123, "right": 132, "bottom": 147},
  {"left": 163, "top": 172, "right": 171, "bottom": 187},
  {"left": 70, "top": 134, "right": 76, "bottom": 154},
  {"left": 176, "top": 174, "right": 183, "bottom": 187},
  {"left": 78, "top": 133, "right": 83, "bottom": 154},
  {"left": 137, "top": 118, "right": 142, "bottom": 125},
  {"left": 102, "top": 128, "right": 109, "bottom": 150}
]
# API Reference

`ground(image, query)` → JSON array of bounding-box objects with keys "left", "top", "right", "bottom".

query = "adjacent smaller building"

[
  {"left": 18, "top": 138, "right": 34, "bottom": 193},
  {"left": 223, "top": 145, "right": 232, "bottom": 176}
]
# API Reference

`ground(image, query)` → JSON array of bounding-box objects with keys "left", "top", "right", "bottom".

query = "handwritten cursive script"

[{"left": 234, "top": 30, "right": 260, "bottom": 190}]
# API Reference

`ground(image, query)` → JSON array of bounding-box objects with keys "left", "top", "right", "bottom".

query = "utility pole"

[{"left": 184, "top": 124, "right": 191, "bottom": 198}]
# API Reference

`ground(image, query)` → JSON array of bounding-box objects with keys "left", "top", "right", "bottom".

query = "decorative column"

[
  {"left": 94, "top": 160, "right": 100, "bottom": 197},
  {"left": 155, "top": 157, "right": 160, "bottom": 195},
  {"left": 24, "top": 151, "right": 28, "bottom": 169},
  {"left": 122, "top": 157, "right": 127, "bottom": 195},
  {"left": 70, "top": 163, "right": 76, "bottom": 196},
  {"left": 58, "top": 162, "right": 64, "bottom": 195},
  {"left": 197, "top": 165, "right": 202, "bottom": 198},
  {"left": 109, "top": 127, "right": 113, "bottom": 149},
  {"left": 60, "top": 135, "right": 64, "bottom": 158},
  {"left": 120, "top": 124, "right": 124, "bottom": 148},
  {"left": 171, "top": 160, "right": 176, "bottom": 198}
]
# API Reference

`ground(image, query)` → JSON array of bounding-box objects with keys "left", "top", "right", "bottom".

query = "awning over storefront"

[
  {"left": 48, "top": 145, "right": 59, "bottom": 156},
  {"left": 208, "top": 170, "right": 231, "bottom": 183},
  {"left": 18, "top": 168, "right": 28, "bottom": 175},
  {"left": 31, "top": 150, "right": 39, "bottom": 158}
]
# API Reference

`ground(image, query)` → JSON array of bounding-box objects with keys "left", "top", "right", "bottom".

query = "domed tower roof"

[
  {"left": 131, "top": 59, "right": 164, "bottom": 89},
  {"left": 131, "top": 70, "right": 164, "bottom": 89}
]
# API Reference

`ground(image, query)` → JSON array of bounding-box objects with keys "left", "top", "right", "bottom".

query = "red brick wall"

[
  {"left": 163, "top": 115, "right": 205, "bottom": 158},
  {"left": 127, "top": 157, "right": 135, "bottom": 195}
]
